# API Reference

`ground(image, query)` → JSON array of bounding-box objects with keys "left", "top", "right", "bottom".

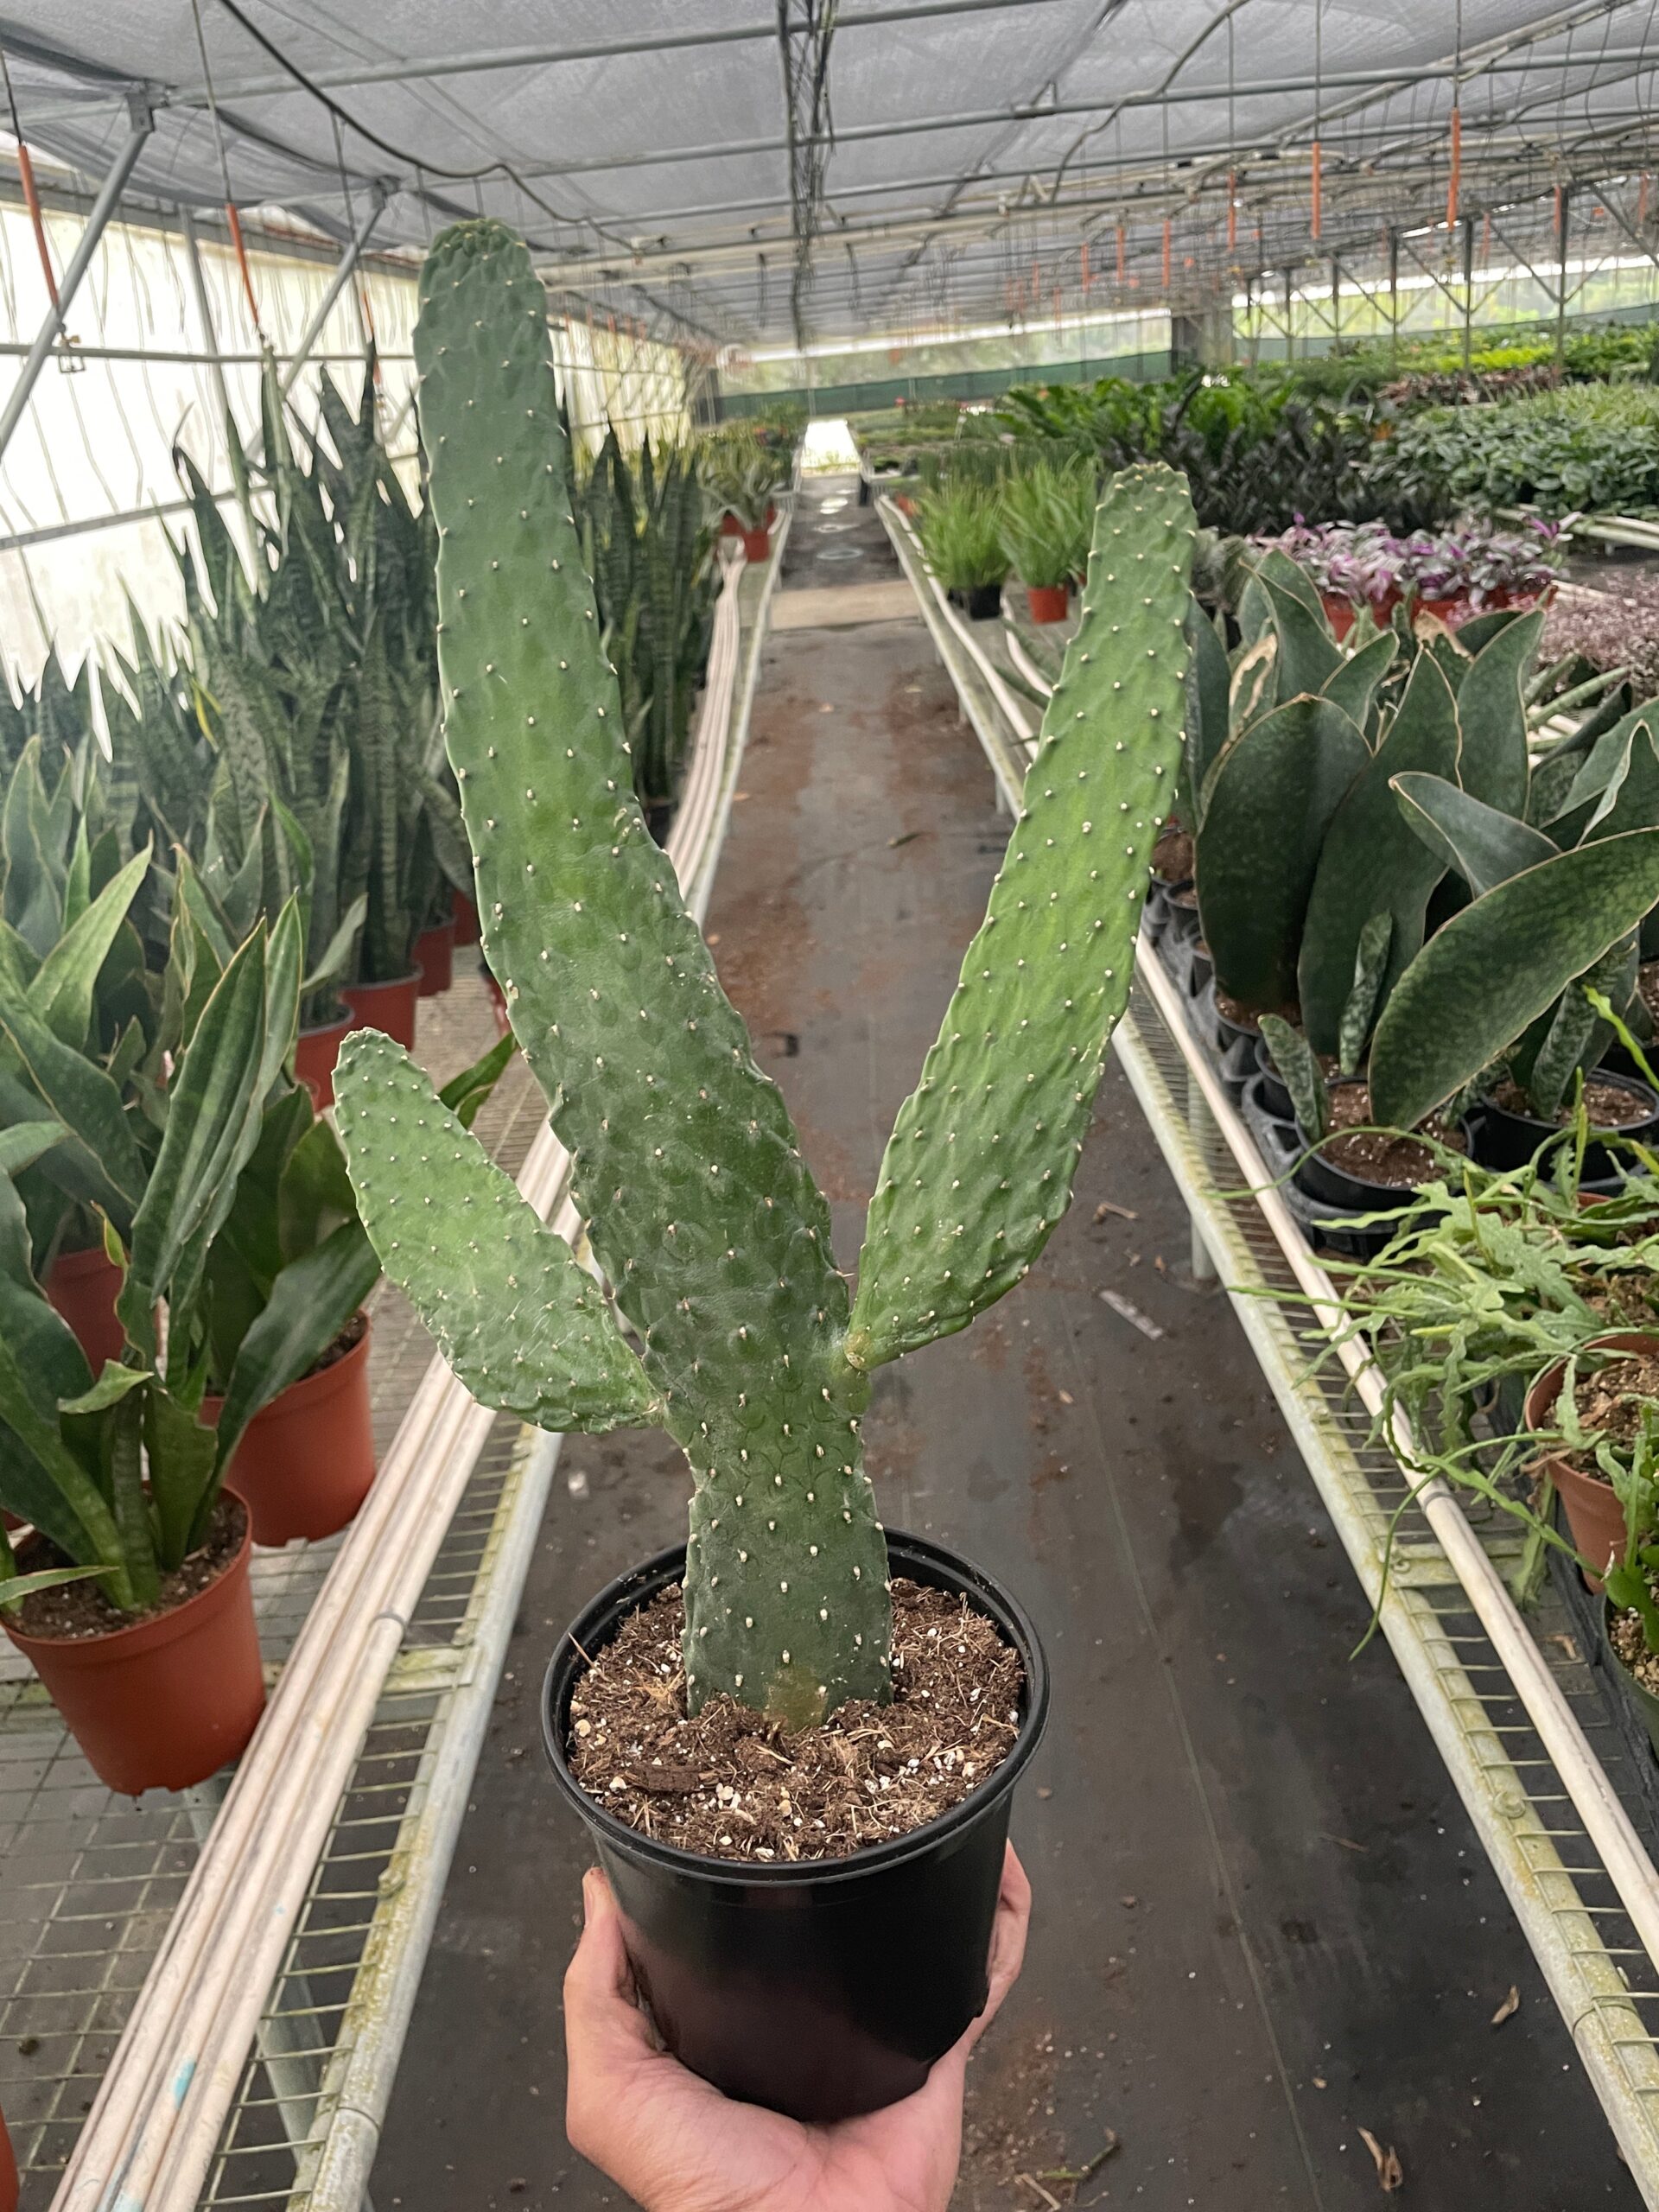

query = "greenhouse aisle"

[{"left": 374, "top": 481, "right": 1635, "bottom": 2211}]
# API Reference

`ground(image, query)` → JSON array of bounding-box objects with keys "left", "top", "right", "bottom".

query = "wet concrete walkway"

[{"left": 373, "top": 479, "right": 1634, "bottom": 2209}]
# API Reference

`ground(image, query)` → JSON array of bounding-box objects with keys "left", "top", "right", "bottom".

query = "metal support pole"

[
  {"left": 179, "top": 205, "right": 235, "bottom": 439},
  {"left": 1330, "top": 253, "right": 1340, "bottom": 353},
  {"left": 1556, "top": 184, "right": 1571, "bottom": 366},
  {"left": 1285, "top": 268, "right": 1295, "bottom": 359},
  {"left": 0, "top": 99, "right": 154, "bottom": 467},
  {"left": 280, "top": 191, "right": 386, "bottom": 395},
  {"left": 1462, "top": 213, "right": 1475, "bottom": 366},
  {"left": 1389, "top": 230, "right": 1399, "bottom": 367}
]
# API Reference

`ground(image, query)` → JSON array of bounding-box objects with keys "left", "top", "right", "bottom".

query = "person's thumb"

[{"left": 563, "top": 1868, "right": 655, "bottom": 2059}]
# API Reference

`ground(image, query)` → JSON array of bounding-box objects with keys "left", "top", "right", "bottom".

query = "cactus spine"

[{"left": 336, "top": 219, "right": 1194, "bottom": 1731}]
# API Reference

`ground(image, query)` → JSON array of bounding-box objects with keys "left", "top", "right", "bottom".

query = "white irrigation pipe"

[
  {"left": 891, "top": 493, "right": 1659, "bottom": 1978},
  {"left": 54, "top": 527, "right": 790, "bottom": 2212}
]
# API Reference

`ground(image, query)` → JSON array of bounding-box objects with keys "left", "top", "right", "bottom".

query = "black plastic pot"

[
  {"left": 541, "top": 1530, "right": 1048, "bottom": 2124},
  {"left": 965, "top": 582, "right": 1003, "bottom": 620},
  {"left": 1471, "top": 1071, "right": 1659, "bottom": 1182},
  {"left": 1253, "top": 1034, "right": 1293, "bottom": 1121},
  {"left": 1294, "top": 1078, "right": 1468, "bottom": 1214}
]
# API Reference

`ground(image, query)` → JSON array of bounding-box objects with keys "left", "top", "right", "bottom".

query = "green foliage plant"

[
  {"left": 916, "top": 477, "right": 1008, "bottom": 593},
  {"left": 997, "top": 461, "right": 1094, "bottom": 589},
  {"left": 336, "top": 219, "right": 1195, "bottom": 1731}
]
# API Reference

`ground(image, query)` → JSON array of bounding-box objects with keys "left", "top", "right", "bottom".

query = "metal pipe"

[
  {"left": 279, "top": 194, "right": 385, "bottom": 395},
  {"left": 0, "top": 100, "right": 153, "bottom": 466},
  {"left": 175, "top": 0, "right": 1065, "bottom": 105},
  {"left": 178, "top": 206, "right": 234, "bottom": 438}
]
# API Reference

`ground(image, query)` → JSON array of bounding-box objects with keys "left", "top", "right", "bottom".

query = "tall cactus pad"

[
  {"left": 334, "top": 1029, "right": 657, "bottom": 1433},
  {"left": 848, "top": 465, "right": 1195, "bottom": 1369},
  {"left": 412, "top": 221, "right": 887, "bottom": 1724}
]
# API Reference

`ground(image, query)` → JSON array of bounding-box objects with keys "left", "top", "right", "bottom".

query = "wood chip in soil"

[
  {"left": 13, "top": 1494, "right": 246, "bottom": 1641},
  {"left": 566, "top": 1579, "right": 1023, "bottom": 1863}
]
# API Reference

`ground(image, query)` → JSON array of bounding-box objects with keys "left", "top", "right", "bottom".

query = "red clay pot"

[
  {"left": 204, "top": 1318, "right": 375, "bottom": 1547},
  {"left": 1524, "top": 1331, "right": 1659, "bottom": 1590},
  {"left": 452, "top": 887, "right": 481, "bottom": 945},
  {"left": 342, "top": 969, "right": 421, "bottom": 1052},
  {"left": 3, "top": 1494, "right": 264, "bottom": 1795},
  {"left": 1027, "top": 583, "right": 1069, "bottom": 624},
  {"left": 295, "top": 1007, "right": 353, "bottom": 1111},
  {"left": 719, "top": 511, "right": 743, "bottom": 537},
  {"left": 0, "top": 2102, "right": 16, "bottom": 2212},
  {"left": 741, "top": 524, "right": 772, "bottom": 564},
  {"left": 1319, "top": 590, "right": 1357, "bottom": 642},
  {"left": 414, "top": 918, "right": 455, "bottom": 996},
  {"left": 45, "top": 1243, "right": 124, "bottom": 1373}
]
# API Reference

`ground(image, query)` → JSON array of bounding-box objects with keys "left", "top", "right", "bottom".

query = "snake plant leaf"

[
  {"left": 1195, "top": 696, "right": 1369, "bottom": 1010},
  {"left": 1550, "top": 700, "right": 1655, "bottom": 831},
  {"left": 335, "top": 1029, "right": 657, "bottom": 1433},
  {"left": 1338, "top": 912, "right": 1393, "bottom": 1076},
  {"left": 1370, "top": 829, "right": 1659, "bottom": 1132},
  {"left": 59, "top": 1361, "right": 151, "bottom": 1416},
  {"left": 211, "top": 1217, "right": 380, "bottom": 1484},
  {"left": 1258, "top": 562, "right": 1342, "bottom": 702},
  {"left": 3, "top": 738, "right": 63, "bottom": 956},
  {"left": 1582, "top": 720, "right": 1659, "bottom": 844},
  {"left": 1182, "top": 604, "right": 1231, "bottom": 831},
  {"left": 1299, "top": 651, "right": 1462, "bottom": 1054},
  {"left": 144, "top": 1382, "right": 219, "bottom": 1574},
  {"left": 119, "top": 925, "right": 272, "bottom": 1360},
  {"left": 1321, "top": 629, "right": 1398, "bottom": 738},
  {"left": 1390, "top": 772, "right": 1559, "bottom": 898},
  {"left": 438, "top": 1030, "right": 517, "bottom": 1132},
  {"left": 27, "top": 845, "right": 150, "bottom": 1050},
  {"left": 852, "top": 462, "right": 1195, "bottom": 1366},
  {"left": 1453, "top": 607, "right": 1542, "bottom": 817},
  {"left": 1524, "top": 938, "right": 1636, "bottom": 1121},
  {"left": 0, "top": 1119, "right": 63, "bottom": 1179},
  {"left": 1253, "top": 545, "right": 1324, "bottom": 622},
  {"left": 0, "top": 1563, "right": 107, "bottom": 1605},
  {"left": 0, "top": 986, "right": 147, "bottom": 1225},
  {"left": 1260, "top": 1014, "right": 1327, "bottom": 1141}
]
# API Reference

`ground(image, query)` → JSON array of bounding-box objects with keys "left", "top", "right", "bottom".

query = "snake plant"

[{"left": 336, "top": 219, "right": 1193, "bottom": 1728}]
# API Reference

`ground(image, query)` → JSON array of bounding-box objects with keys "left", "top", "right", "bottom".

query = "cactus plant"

[{"left": 336, "top": 219, "right": 1193, "bottom": 1729}]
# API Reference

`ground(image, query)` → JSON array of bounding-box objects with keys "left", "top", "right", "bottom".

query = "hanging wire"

[
  {"left": 1310, "top": 0, "right": 1323, "bottom": 241},
  {"left": 190, "top": 0, "right": 264, "bottom": 340},
  {"left": 1, "top": 48, "right": 60, "bottom": 315},
  {"left": 1446, "top": 0, "right": 1463, "bottom": 229},
  {"left": 1226, "top": 10, "right": 1237, "bottom": 257}
]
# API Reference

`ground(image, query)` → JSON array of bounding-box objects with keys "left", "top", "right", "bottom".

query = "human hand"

[{"left": 563, "top": 1843, "right": 1031, "bottom": 2212}]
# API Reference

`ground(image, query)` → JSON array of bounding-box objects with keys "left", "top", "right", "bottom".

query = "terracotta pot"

[
  {"left": 0, "top": 2103, "right": 15, "bottom": 2212},
  {"left": 741, "top": 524, "right": 771, "bottom": 563},
  {"left": 45, "top": 1243, "right": 124, "bottom": 1372},
  {"left": 1524, "top": 1330, "right": 1659, "bottom": 1590},
  {"left": 295, "top": 1007, "right": 353, "bottom": 1111},
  {"left": 3, "top": 1494, "right": 264, "bottom": 1795},
  {"left": 1319, "top": 590, "right": 1357, "bottom": 642},
  {"left": 204, "top": 1318, "right": 375, "bottom": 1547},
  {"left": 1027, "top": 583, "right": 1069, "bottom": 624},
  {"left": 414, "top": 918, "right": 455, "bottom": 996},
  {"left": 452, "top": 887, "right": 482, "bottom": 945},
  {"left": 719, "top": 511, "right": 743, "bottom": 537},
  {"left": 342, "top": 969, "right": 421, "bottom": 1052}
]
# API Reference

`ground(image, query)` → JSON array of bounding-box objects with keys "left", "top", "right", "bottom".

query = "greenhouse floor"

[{"left": 373, "top": 480, "right": 1635, "bottom": 2209}]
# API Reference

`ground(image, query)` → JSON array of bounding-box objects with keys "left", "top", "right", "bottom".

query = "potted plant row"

[
  {"left": 1252, "top": 517, "right": 1563, "bottom": 639},
  {"left": 700, "top": 431, "right": 786, "bottom": 563},
  {"left": 914, "top": 477, "right": 1007, "bottom": 619},
  {"left": 1160, "top": 547, "right": 1659, "bottom": 1250},
  {"left": 330, "top": 219, "right": 1199, "bottom": 2121}
]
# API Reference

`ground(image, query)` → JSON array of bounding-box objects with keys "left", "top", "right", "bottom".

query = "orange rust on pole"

[
  {"left": 15, "top": 144, "right": 58, "bottom": 308},
  {"left": 1554, "top": 182, "right": 1564, "bottom": 236},
  {"left": 226, "top": 204, "right": 264, "bottom": 339},
  {"left": 1311, "top": 140, "right": 1322, "bottom": 239},
  {"left": 1446, "top": 105, "right": 1461, "bottom": 229}
]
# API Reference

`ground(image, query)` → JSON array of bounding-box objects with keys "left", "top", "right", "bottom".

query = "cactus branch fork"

[{"left": 335, "top": 219, "right": 1195, "bottom": 1732}]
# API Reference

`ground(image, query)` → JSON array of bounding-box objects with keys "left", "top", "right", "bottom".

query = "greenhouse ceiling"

[{"left": 0, "top": 0, "right": 1656, "bottom": 357}]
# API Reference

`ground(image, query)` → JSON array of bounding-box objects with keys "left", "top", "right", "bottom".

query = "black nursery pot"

[
  {"left": 542, "top": 1530, "right": 1049, "bottom": 2125},
  {"left": 1472, "top": 1071, "right": 1659, "bottom": 1182},
  {"left": 965, "top": 581, "right": 1003, "bottom": 620},
  {"left": 1293, "top": 1078, "right": 1468, "bottom": 1216}
]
